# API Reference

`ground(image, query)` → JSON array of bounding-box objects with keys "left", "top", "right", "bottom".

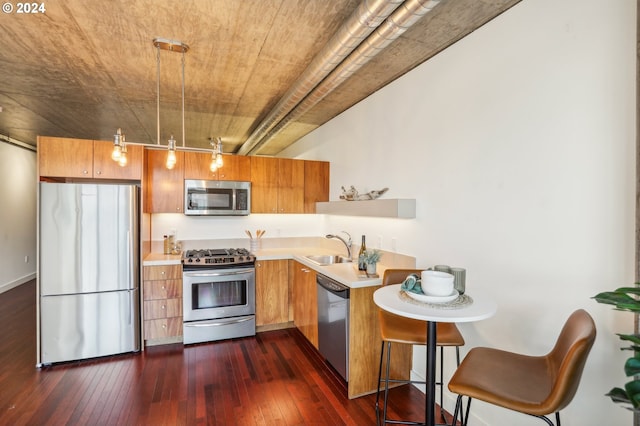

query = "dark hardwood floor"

[{"left": 0, "top": 280, "right": 448, "bottom": 425}]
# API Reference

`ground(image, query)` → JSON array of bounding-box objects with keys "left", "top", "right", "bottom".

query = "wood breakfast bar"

[{"left": 374, "top": 284, "right": 497, "bottom": 426}]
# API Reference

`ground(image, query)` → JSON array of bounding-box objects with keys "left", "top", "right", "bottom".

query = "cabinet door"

[
  {"left": 145, "top": 149, "right": 185, "bottom": 213},
  {"left": 93, "top": 140, "right": 143, "bottom": 180},
  {"left": 183, "top": 151, "right": 217, "bottom": 180},
  {"left": 217, "top": 155, "right": 251, "bottom": 181},
  {"left": 250, "top": 156, "right": 279, "bottom": 213},
  {"left": 255, "top": 259, "right": 289, "bottom": 326},
  {"left": 38, "top": 136, "right": 93, "bottom": 178},
  {"left": 304, "top": 160, "right": 329, "bottom": 213},
  {"left": 277, "top": 158, "right": 304, "bottom": 213},
  {"left": 292, "top": 261, "right": 318, "bottom": 348}
]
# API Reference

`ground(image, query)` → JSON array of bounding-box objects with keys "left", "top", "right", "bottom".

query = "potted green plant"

[
  {"left": 592, "top": 286, "right": 640, "bottom": 412},
  {"left": 363, "top": 249, "right": 382, "bottom": 274}
]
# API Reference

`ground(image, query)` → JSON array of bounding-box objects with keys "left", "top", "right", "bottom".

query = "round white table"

[{"left": 373, "top": 284, "right": 497, "bottom": 426}]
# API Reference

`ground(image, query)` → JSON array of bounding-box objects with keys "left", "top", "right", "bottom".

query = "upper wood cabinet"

[
  {"left": 93, "top": 140, "right": 143, "bottom": 180},
  {"left": 38, "top": 136, "right": 143, "bottom": 180},
  {"left": 251, "top": 157, "right": 304, "bottom": 213},
  {"left": 145, "top": 149, "right": 185, "bottom": 213},
  {"left": 183, "top": 152, "right": 251, "bottom": 181},
  {"left": 304, "top": 160, "right": 329, "bottom": 213}
]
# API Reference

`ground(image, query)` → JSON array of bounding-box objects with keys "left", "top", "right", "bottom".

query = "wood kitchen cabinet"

[
  {"left": 142, "top": 264, "right": 183, "bottom": 342},
  {"left": 183, "top": 151, "right": 251, "bottom": 181},
  {"left": 92, "top": 140, "right": 143, "bottom": 180},
  {"left": 250, "top": 157, "right": 304, "bottom": 213},
  {"left": 255, "top": 259, "right": 289, "bottom": 327},
  {"left": 303, "top": 160, "right": 329, "bottom": 213},
  {"left": 38, "top": 136, "right": 143, "bottom": 180},
  {"left": 145, "top": 149, "right": 185, "bottom": 213},
  {"left": 346, "top": 286, "right": 412, "bottom": 398},
  {"left": 292, "top": 260, "right": 318, "bottom": 348}
]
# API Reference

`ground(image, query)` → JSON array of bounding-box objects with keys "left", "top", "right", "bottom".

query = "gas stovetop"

[{"left": 182, "top": 248, "right": 255, "bottom": 266}]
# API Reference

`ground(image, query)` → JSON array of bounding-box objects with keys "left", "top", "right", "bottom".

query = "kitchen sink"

[{"left": 305, "top": 254, "right": 352, "bottom": 265}]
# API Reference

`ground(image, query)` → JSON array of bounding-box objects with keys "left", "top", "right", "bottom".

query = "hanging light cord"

[
  {"left": 181, "top": 50, "right": 186, "bottom": 148},
  {"left": 156, "top": 44, "right": 161, "bottom": 145}
]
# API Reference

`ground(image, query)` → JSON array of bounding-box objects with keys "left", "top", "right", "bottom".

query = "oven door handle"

[
  {"left": 184, "top": 316, "right": 254, "bottom": 327},
  {"left": 183, "top": 269, "right": 253, "bottom": 277}
]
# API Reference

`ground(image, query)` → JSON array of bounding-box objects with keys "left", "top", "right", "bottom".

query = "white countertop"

[
  {"left": 142, "top": 246, "right": 405, "bottom": 288},
  {"left": 254, "top": 247, "right": 383, "bottom": 288},
  {"left": 143, "top": 253, "right": 182, "bottom": 266}
]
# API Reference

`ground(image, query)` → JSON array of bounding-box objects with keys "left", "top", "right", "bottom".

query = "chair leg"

[
  {"left": 383, "top": 341, "right": 392, "bottom": 425},
  {"left": 438, "top": 346, "right": 462, "bottom": 425},
  {"left": 376, "top": 340, "right": 386, "bottom": 426},
  {"left": 452, "top": 395, "right": 463, "bottom": 426},
  {"left": 438, "top": 345, "right": 445, "bottom": 423},
  {"left": 463, "top": 397, "right": 472, "bottom": 426}
]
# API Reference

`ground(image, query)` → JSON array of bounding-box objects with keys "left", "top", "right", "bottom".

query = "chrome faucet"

[{"left": 326, "top": 231, "right": 352, "bottom": 260}]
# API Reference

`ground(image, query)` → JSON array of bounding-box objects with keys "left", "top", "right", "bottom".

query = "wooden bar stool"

[
  {"left": 448, "top": 309, "right": 596, "bottom": 426},
  {"left": 376, "top": 269, "right": 465, "bottom": 426}
]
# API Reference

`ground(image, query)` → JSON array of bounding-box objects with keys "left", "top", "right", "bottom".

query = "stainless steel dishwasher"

[{"left": 316, "top": 273, "right": 350, "bottom": 381}]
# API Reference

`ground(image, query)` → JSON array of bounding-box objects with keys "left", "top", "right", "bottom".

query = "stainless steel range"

[{"left": 182, "top": 248, "right": 256, "bottom": 345}]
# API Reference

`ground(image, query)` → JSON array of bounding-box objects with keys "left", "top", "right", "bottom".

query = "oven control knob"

[{"left": 195, "top": 258, "right": 201, "bottom": 262}]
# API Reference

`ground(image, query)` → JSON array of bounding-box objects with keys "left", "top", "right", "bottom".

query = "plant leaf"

[
  {"left": 617, "top": 334, "right": 640, "bottom": 345},
  {"left": 625, "top": 357, "right": 640, "bottom": 377},
  {"left": 608, "top": 387, "right": 632, "bottom": 405},
  {"left": 626, "top": 380, "right": 640, "bottom": 408},
  {"left": 593, "top": 290, "right": 640, "bottom": 312}
]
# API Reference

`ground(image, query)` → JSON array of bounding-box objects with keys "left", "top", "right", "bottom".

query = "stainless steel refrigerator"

[{"left": 39, "top": 182, "right": 140, "bottom": 365}]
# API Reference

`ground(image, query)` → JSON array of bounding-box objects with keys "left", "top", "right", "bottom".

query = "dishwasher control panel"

[{"left": 317, "top": 274, "right": 350, "bottom": 298}]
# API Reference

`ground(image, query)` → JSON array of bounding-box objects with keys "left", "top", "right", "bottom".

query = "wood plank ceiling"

[{"left": 0, "top": 0, "right": 520, "bottom": 156}]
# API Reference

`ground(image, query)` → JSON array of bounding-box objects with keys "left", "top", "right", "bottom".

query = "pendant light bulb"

[
  {"left": 111, "top": 145, "right": 122, "bottom": 161},
  {"left": 118, "top": 143, "right": 128, "bottom": 167},
  {"left": 210, "top": 157, "right": 218, "bottom": 173},
  {"left": 166, "top": 135, "right": 177, "bottom": 169},
  {"left": 215, "top": 138, "right": 223, "bottom": 167},
  {"left": 112, "top": 128, "right": 123, "bottom": 161}
]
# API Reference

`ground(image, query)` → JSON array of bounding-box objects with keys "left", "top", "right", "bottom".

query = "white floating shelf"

[{"left": 316, "top": 199, "right": 416, "bottom": 218}]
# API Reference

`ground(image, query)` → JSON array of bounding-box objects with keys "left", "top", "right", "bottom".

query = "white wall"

[
  {"left": 282, "top": 0, "right": 635, "bottom": 424},
  {"left": 0, "top": 141, "right": 37, "bottom": 292}
]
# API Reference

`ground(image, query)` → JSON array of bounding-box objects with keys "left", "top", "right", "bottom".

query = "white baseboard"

[{"left": 0, "top": 273, "right": 36, "bottom": 294}]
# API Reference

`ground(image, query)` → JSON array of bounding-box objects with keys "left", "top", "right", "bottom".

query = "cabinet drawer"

[
  {"left": 144, "top": 317, "right": 182, "bottom": 339},
  {"left": 144, "top": 298, "right": 182, "bottom": 320},
  {"left": 143, "top": 265, "right": 181, "bottom": 280},
  {"left": 143, "top": 280, "right": 182, "bottom": 300}
]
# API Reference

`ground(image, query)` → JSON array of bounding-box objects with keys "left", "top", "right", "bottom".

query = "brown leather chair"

[
  {"left": 448, "top": 309, "right": 596, "bottom": 426},
  {"left": 376, "top": 269, "right": 465, "bottom": 426}
]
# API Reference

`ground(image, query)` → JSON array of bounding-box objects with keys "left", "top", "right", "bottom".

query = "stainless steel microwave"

[{"left": 184, "top": 180, "right": 251, "bottom": 216}]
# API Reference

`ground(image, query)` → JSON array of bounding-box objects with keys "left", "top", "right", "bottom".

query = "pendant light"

[
  {"left": 110, "top": 38, "right": 225, "bottom": 172},
  {"left": 112, "top": 128, "right": 123, "bottom": 161},
  {"left": 209, "top": 137, "right": 224, "bottom": 172},
  {"left": 166, "top": 135, "right": 177, "bottom": 169}
]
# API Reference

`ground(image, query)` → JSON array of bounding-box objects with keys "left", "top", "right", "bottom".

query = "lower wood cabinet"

[
  {"left": 347, "top": 286, "right": 412, "bottom": 399},
  {"left": 292, "top": 260, "right": 318, "bottom": 348},
  {"left": 142, "top": 264, "right": 183, "bottom": 341},
  {"left": 255, "top": 259, "right": 289, "bottom": 327}
]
